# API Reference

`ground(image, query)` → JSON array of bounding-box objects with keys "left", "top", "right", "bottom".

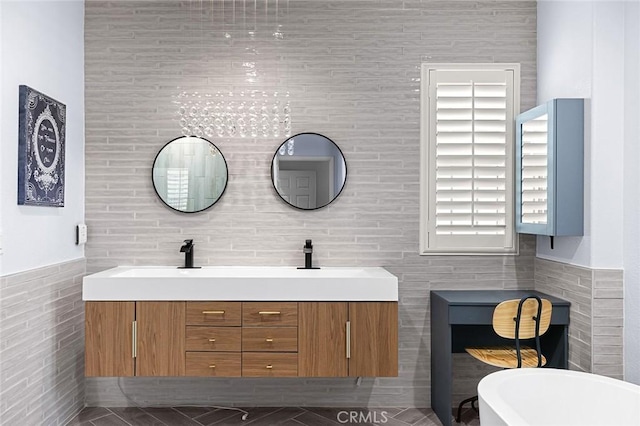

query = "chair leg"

[{"left": 456, "top": 395, "right": 479, "bottom": 423}]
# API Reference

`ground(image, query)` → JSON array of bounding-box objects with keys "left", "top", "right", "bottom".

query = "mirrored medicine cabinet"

[{"left": 515, "top": 98, "right": 584, "bottom": 242}]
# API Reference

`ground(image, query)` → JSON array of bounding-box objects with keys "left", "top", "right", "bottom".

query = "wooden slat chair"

[{"left": 455, "top": 295, "right": 552, "bottom": 423}]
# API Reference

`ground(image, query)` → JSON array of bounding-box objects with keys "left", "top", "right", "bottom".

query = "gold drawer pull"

[
  {"left": 265, "top": 338, "right": 274, "bottom": 342},
  {"left": 208, "top": 338, "right": 216, "bottom": 342},
  {"left": 202, "top": 310, "right": 225, "bottom": 314},
  {"left": 258, "top": 311, "right": 281, "bottom": 315},
  {"left": 266, "top": 365, "right": 273, "bottom": 369},
  {"left": 209, "top": 364, "right": 216, "bottom": 368}
]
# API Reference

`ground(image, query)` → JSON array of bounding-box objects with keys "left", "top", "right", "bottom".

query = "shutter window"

[{"left": 421, "top": 65, "right": 519, "bottom": 254}]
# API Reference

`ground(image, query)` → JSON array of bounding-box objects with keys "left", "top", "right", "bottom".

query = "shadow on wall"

[{"left": 87, "top": 376, "right": 378, "bottom": 408}]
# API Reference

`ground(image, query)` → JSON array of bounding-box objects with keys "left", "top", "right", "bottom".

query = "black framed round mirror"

[
  {"left": 152, "top": 136, "right": 228, "bottom": 213},
  {"left": 271, "top": 133, "right": 347, "bottom": 210}
]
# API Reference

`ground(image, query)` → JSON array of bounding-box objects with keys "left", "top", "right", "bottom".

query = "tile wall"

[
  {"left": 0, "top": 259, "right": 86, "bottom": 425},
  {"left": 534, "top": 258, "right": 624, "bottom": 378},
  {"left": 84, "top": 0, "right": 538, "bottom": 407}
]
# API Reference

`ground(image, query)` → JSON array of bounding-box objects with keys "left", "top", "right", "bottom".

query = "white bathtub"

[{"left": 478, "top": 368, "right": 640, "bottom": 426}]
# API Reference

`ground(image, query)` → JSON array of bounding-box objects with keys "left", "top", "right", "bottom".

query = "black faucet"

[
  {"left": 179, "top": 239, "right": 200, "bottom": 269},
  {"left": 298, "top": 239, "right": 320, "bottom": 269}
]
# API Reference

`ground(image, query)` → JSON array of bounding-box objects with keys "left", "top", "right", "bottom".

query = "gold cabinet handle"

[
  {"left": 202, "top": 310, "right": 225, "bottom": 314},
  {"left": 132, "top": 320, "right": 137, "bottom": 359},
  {"left": 209, "top": 365, "right": 216, "bottom": 369},
  {"left": 346, "top": 321, "right": 351, "bottom": 359},
  {"left": 265, "top": 338, "right": 274, "bottom": 342},
  {"left": 266, "top": 365, "right": 273, "bottom": 369},
  {"left": 208, "top": 338, "right": 216, "bottom": 342},
  {"left": 258, "top": 311, "right": 281, "bottom": 315}
]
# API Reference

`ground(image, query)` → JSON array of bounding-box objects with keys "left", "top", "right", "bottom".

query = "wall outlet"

[{"left": 76, "top": 224, "right": 88, "bottom": 245}]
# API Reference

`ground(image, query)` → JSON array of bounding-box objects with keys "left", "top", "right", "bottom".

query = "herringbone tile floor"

[{"left": 66, "top": 406, "right": 480, "bottom": 426}]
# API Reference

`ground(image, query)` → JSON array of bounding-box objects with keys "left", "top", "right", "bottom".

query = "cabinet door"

[
  {"left": 85, "top": 301, "right": 135, "bottom": 377},
  {"left": 349, "top": 302, "right": 398, "bottom": 377},
  {"left": 298, "top": 302, "right": 348, "bottom": 377},
  {"left": 515, "top": 98, "right": 584, "bottom": 237},
  {"left": 136, "top": 301, "right": 186, "bottom": 376}
]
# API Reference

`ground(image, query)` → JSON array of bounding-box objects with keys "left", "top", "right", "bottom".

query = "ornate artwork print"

[{"left": 17, "top": 85, "right": 66, "bottom": 207}]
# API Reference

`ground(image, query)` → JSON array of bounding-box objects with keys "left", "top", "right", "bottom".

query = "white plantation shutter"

[{"left": 420, "top": 65, "right": 519, "bottom": 254}]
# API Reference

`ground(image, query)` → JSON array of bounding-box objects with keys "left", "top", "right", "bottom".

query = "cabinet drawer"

[
  {"left": 242, "top": 302, "right": 297, "bottom": 327},
  {"left": 185, "top": 352, "right": 241, "bottom": 377},
  {"left": 186, "top": 326, "right": 241, "bottom": 352},
  {"left": 186, "top": 302, "right": 241, "bottom": 326},
  {"left": 242, "top": 327, "right": 298, "bottom": 352},
  {"left": 242, "top": 353, "right": 298, "bottom": 377}
]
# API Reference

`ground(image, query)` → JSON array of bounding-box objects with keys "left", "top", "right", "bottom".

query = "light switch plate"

[{"left": 76, "top": 224, "right": 87, "bottom": 245}]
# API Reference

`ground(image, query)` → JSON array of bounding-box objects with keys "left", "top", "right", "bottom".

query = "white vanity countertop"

[{"left": 82, "top": 266, "right": 399, "bottom": 301}]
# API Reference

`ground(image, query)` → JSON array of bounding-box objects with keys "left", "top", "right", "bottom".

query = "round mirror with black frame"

[
  {"left": 271, "top": 132, "right": 347, "bottom": 210},
  {"left": 152, "top": 136, "right": 228, "bottom": 213}
]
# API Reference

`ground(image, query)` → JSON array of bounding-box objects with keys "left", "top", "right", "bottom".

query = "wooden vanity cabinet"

[
  {"left": 136, "top": 302, "right": 185, "bottom": 376},
  {"left": 297, "top": 302, "right": 398, "bottom": 377},
  {"left": 348, "top": 302, "right": 398, "bottom": 377},
  {"left": 299, "top": 302, "right": 349, "bottom": 377},
  {"left": 85, "top": 301, "right": 135, "bottom": 377},
  {"left": 85, "top": 301, "right": 398, "bottom": 378},
  {"left": 85, "top": 301, "right": 185, "bottom": 377}
]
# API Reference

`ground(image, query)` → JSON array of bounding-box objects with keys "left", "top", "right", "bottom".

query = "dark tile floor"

[{"left": 66, "top": 406, "right": 480, "bottom": 426}]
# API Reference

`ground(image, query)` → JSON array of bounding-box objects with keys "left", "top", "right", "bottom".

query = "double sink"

[{"left": 82, "top": 266, "right": 399, "bottom": 301}]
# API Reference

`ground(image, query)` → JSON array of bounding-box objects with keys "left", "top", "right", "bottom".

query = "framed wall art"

[{"left": 17, "top": 85, "right": 66, "bottom": 207}]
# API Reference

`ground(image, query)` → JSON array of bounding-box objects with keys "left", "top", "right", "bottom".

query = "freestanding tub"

[{"left": 478, "top": 368, "right": 640, "bottom": 426}]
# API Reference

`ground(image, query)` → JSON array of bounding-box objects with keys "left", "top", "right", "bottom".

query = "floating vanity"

[{"left": 83, "top": 266, "right": 398, "bottom": 378}]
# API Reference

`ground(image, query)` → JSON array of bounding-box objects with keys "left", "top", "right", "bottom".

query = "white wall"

[
  {"left": 538, "top": 0, "right": 639, "bottom": 383},
  {"left": 588, "top": 2, "right": 625, "bottom": 269},
  {"left": 0, "top": 1, "right": 4, "bottom": 274},
  {"left": 537, "top": 0, "right": 625, "bottom": 269},
  {"left": 623, "top": 0, "right": 640, "bottom": 385},
  {"left": 0, "top": 0, "right": 85, "bottom": 276},
  {"left": 536, "top": 0, "right": 593, "bottom": 266}
]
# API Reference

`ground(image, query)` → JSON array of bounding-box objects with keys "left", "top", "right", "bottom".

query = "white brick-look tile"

[
  {"left": 534, "top": 258, "right": 624, "bottom": 379},
  {"left": 0, "top": 259, "right": 86, "bottom": 425},
  {"left": 84, "top": 0, "right": 538, "bottom": 407}
]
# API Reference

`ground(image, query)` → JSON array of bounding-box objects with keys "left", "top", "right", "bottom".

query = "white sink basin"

[{"left": 82, "top": 266, "right": 398, "bottom": 301}]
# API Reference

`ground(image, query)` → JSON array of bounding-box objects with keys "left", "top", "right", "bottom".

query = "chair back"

[{"left": 493, "top": 297, "right": 552, "bottom": 339}]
